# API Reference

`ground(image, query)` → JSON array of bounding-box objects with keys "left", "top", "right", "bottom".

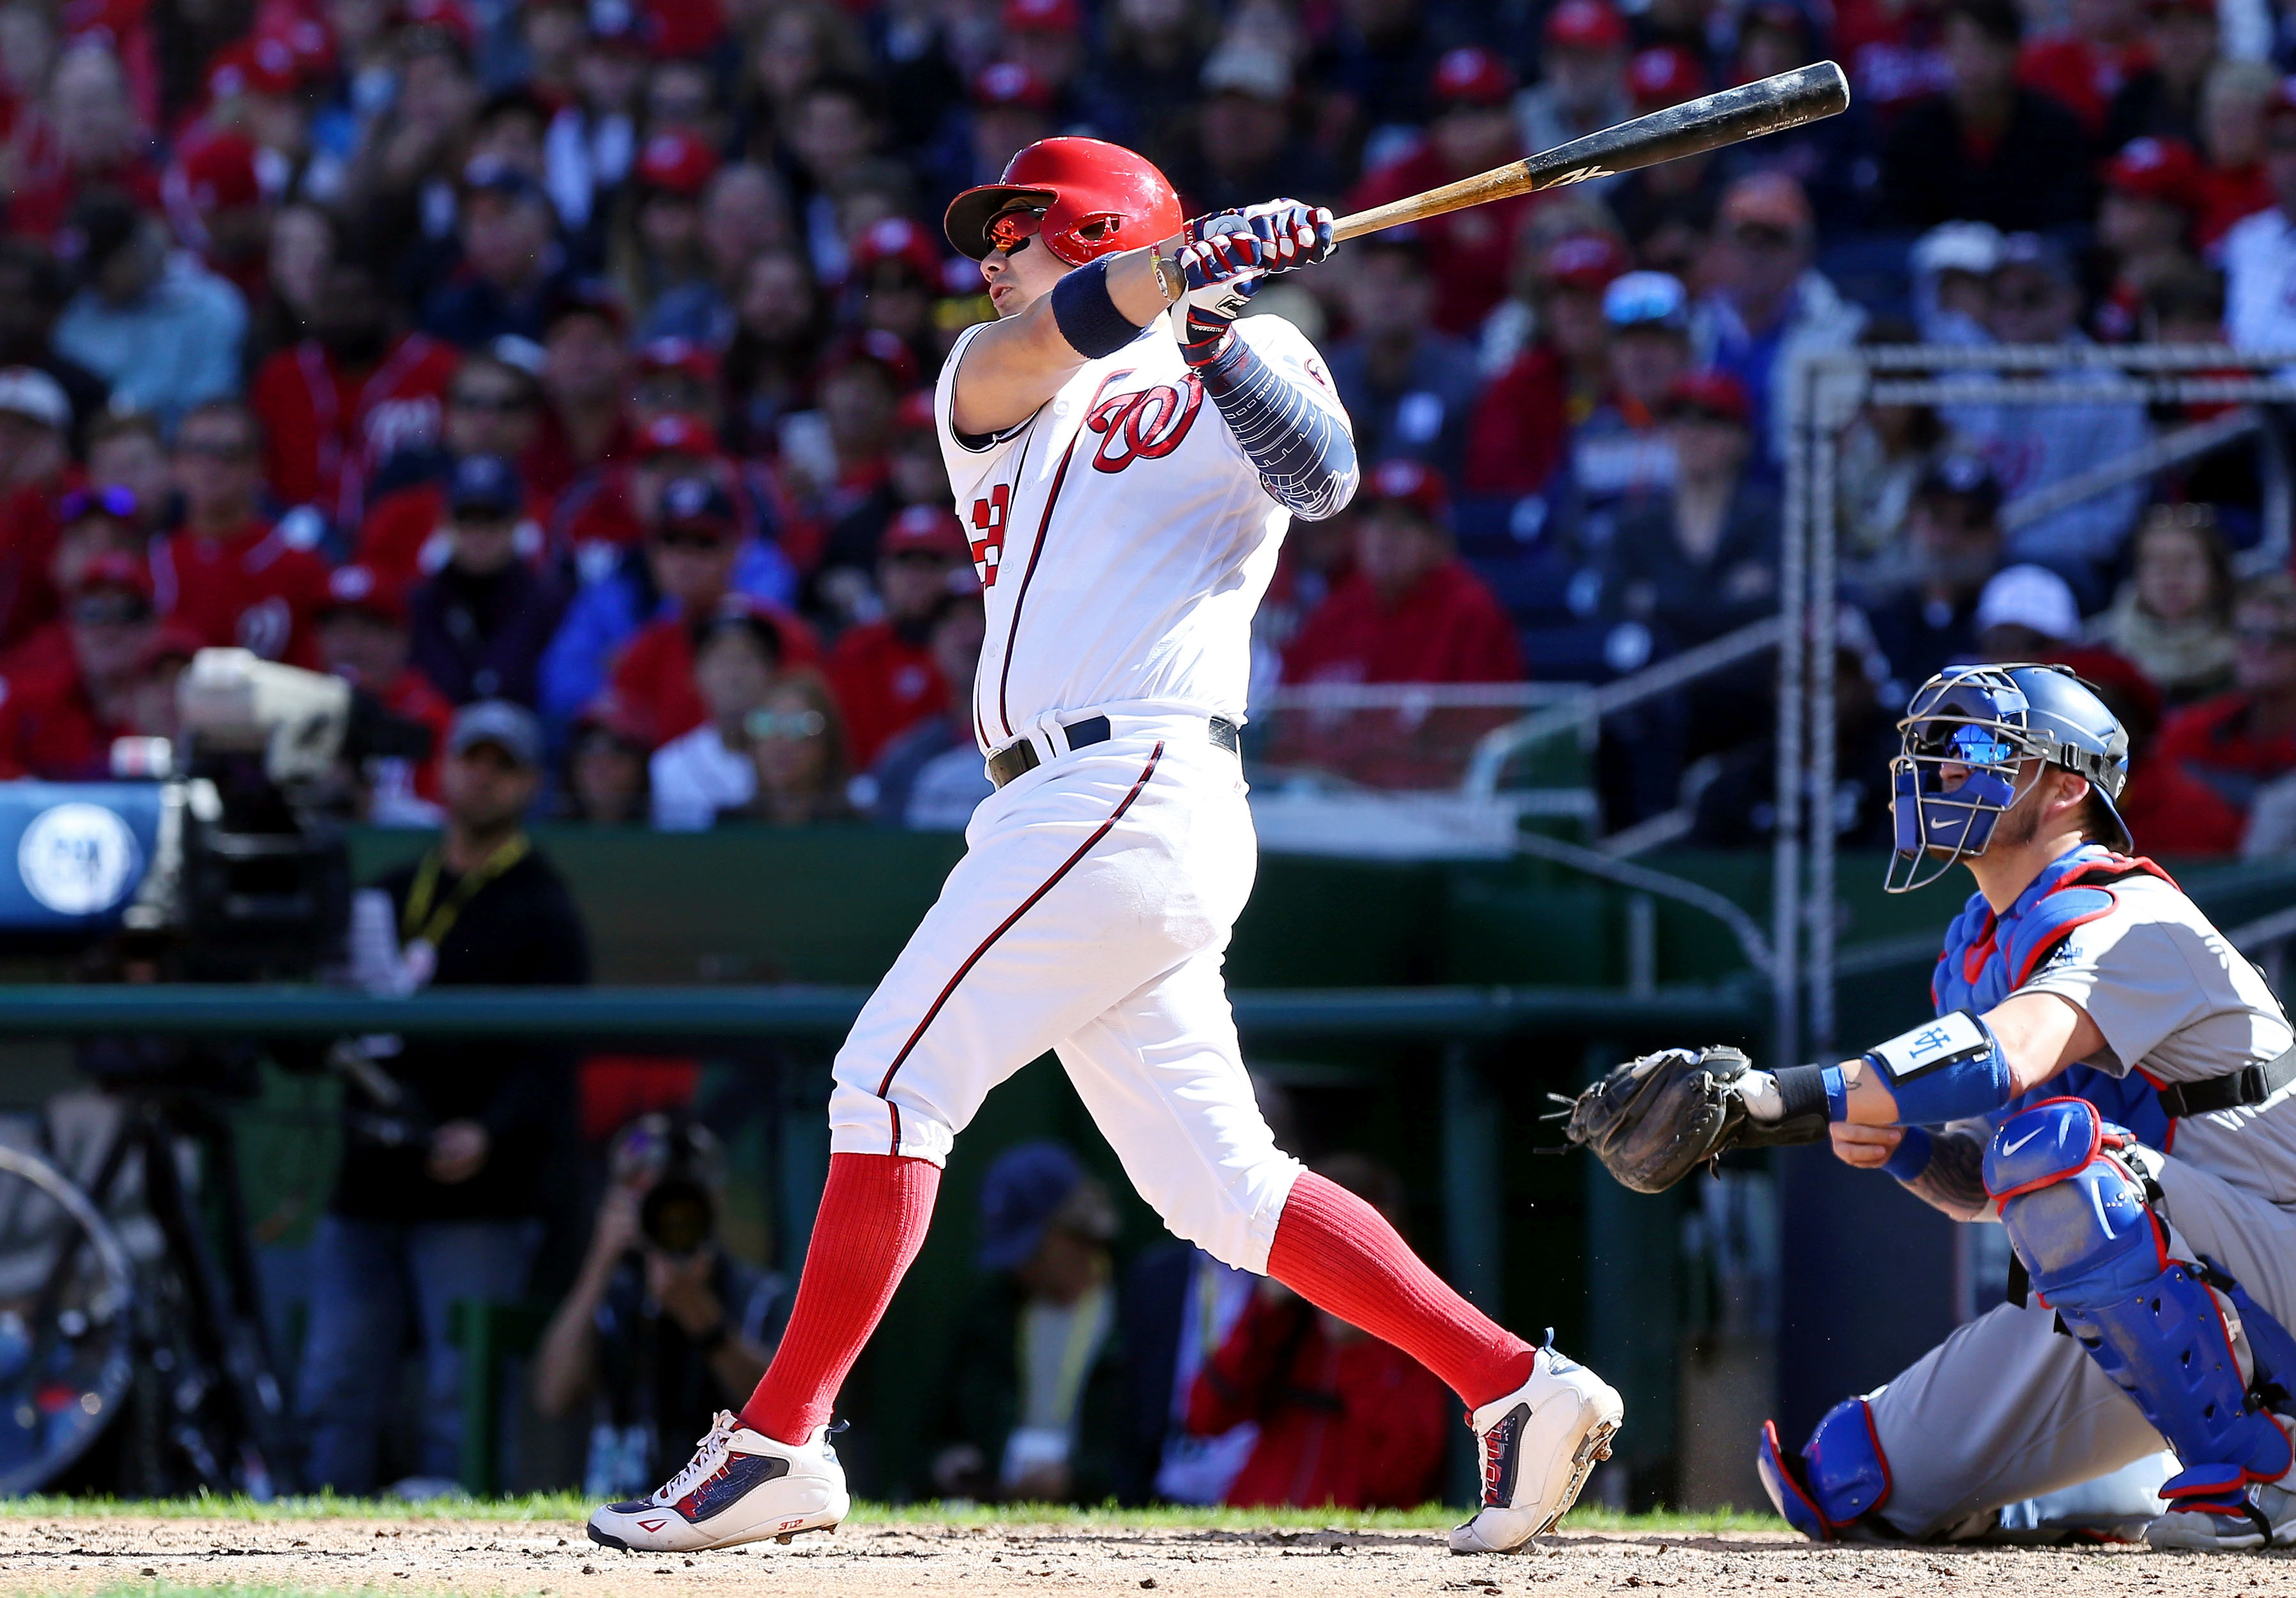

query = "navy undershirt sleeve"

[{"left": 1188, "top": 331, "right": 1358, "bottom": 521}]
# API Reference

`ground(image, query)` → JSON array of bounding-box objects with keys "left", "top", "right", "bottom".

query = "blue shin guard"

[
  {"left": 1988, "top": 1099, "right": 2295, "bottom": 1521},
  {"left": 1757, "top": 1397, "right": 1892, "bottom": 1540}
]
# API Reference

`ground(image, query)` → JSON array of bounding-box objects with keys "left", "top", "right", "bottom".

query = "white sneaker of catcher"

[
  {"left": 586, "top": 1412, "right": 849, "bottom": 1553},
  {"left": 1448, "top": 1343, "right": 1623, "bottom": 1555},
  {"left": 2144, "top": 1478, "right": 2296, "bottom": 1553}
]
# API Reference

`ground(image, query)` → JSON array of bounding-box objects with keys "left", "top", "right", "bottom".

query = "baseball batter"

[
  {"left": 1579, "top": 661, "right": 2296, "bottom": 1551},
  {"left": 587, "top": 138, "right": 1621, "bottom": 1555}
]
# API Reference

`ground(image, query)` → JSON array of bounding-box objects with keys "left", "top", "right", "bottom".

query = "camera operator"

[
  {"left": 532, "top": 1115, "right": 784, "bottom": 1499},
  {"left": 298, "top": 699, "right": 592, "bottom": 1495}
]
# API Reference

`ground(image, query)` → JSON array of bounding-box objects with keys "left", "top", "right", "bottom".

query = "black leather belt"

[
  {"left": 2154, "top": 1045, "right": 2296, "bottom": 1118},
  {"left": 987, "top": 715, "right": 1240, "bottom": 789}
]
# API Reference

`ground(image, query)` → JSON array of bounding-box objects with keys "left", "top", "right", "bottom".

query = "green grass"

[{"left": 0, "top": 1493, "right": 1782, "bottom": 1535}]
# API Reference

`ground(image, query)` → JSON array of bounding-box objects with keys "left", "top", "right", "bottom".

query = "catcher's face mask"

[{"left": 1886, "top": 665, "right": 2044, "bottom": 894}]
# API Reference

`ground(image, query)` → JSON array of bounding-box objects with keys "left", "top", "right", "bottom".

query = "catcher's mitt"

[{"left": 1563, "top": 1046, "right": 1825, "bottom": 1194}]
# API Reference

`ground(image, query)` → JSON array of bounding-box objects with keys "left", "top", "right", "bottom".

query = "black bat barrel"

[{"left": 1524, "top": 61, "right": 1851, "bottom": 192}]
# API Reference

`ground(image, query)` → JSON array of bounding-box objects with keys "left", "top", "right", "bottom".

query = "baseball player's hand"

[
  {"left": 1173, "top": 221, "right": 1265, "bottom": 320},
  {"left": 1565, "top": 1045, "right": 1826, "bottom": 1194},
  {"left": 1829, "top": 1122, "right": 1904, "bottom": 1169},
  {"left": 1167, "top": 219, "right": 1267, "bottom": 358},
  {"left": 1237, "top": 199, "right": 1336, "bottom": 271}
]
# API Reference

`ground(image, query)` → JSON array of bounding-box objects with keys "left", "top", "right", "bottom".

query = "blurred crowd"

[{"left": 0, "top": 0, "right": 2288, "bottom": 846}]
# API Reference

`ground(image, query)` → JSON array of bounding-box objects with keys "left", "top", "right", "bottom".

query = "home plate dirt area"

[{"left": 0, "top": 1516, "right": 2289, "bottom": 1598}]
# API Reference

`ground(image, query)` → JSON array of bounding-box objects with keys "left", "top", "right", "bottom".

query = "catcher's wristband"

[
  {"left": 1862, "top": 1010, "right": 2012, "bottom": 1126},
  {"left": 1882, "top": 1125, "right": 1935, "bottom": 1182},
  {"left": 1770, "top": 1063, "right": 1832, "bottom": 1123}
]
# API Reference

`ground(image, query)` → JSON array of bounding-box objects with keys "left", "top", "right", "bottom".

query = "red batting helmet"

[{"left": 943, "top": 137, "right": 1184, "bottom": 266}]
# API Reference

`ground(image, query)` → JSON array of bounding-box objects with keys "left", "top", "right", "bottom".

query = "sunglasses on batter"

[{"left": 986, "top": 206, "right": 1046, "bottom": 255}]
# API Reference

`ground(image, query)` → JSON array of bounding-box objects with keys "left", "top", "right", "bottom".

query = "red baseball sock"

[
  {"left": 738, "top": 1152, "right": 940, "bottom": 1446},
  {"left": 1266, "top": 1169, "right": 1536, "bottom": 1411}
]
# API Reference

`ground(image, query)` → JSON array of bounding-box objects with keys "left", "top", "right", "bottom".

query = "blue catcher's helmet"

[{"left": 1886, "top": 662, "right": 2132, "bottom": 892}]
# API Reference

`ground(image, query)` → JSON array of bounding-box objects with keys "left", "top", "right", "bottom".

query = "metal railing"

[{"left": 0, "top": 982, "right": 1761, "bottom": 1039}]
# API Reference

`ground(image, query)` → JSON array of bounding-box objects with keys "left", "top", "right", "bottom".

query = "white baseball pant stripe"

[
  {"left": 825, "top": 720, "right": 1303, "bottom": 1272},
  {"left": 1866, "top": 1149, "right": 2296, "bottom": 1538}
]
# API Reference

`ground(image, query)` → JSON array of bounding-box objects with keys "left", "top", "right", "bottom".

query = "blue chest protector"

[{"left": 1931, "top": 842, "right": 2178, "bottom": 1146}]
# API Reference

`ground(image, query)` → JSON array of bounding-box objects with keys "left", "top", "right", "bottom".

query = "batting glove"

[
  {"left": 1169, "top": 220, "right": 1265, "bottom": 361},
  {"left": 1237, "top": 199, "right": 1336, "bottom": 271}
]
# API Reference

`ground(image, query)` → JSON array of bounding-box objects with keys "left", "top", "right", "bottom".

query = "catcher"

[{"left": 1571, "top": 662, "right": 2296, "bottom": 1550}]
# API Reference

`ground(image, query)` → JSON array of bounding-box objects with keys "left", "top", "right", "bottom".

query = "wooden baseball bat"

[{"left": 1329, "top": 61, "right": 1851, "bottom": 244}]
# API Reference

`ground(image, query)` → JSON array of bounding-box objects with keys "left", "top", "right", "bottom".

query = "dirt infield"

[{"left": 0, "top": 1515, "right": 2290, "bottom": 1597}]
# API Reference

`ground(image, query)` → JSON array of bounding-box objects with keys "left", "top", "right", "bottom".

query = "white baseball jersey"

[{"left": 934, "top": 313, "right": 1347, "bottom": 755}]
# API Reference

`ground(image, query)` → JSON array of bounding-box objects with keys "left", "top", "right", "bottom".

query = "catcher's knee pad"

[
  {"left": 1987, "top": 1097, "right": 2296, "bottom": 1515},
  {"left": 1756, "top": 1397, "right": 1892, "bottom": 1541}
]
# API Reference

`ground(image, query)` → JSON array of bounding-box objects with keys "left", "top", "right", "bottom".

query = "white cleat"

[
  {"left": 1448, "top": 1344, "right": 1623, "bottom": 1555},
  {"left": 586, "top": 1412, "right": 849, "bottom": 1553},
  {"left": 2145, "top": 1480, "right": 2296, "bottom": 1553}
]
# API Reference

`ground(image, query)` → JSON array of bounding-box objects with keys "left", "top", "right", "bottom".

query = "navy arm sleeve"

[{"left": 1188, "top": 332, "right": 1359, "bottom": 522}]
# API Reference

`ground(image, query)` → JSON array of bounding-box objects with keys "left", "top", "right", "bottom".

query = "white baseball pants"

[{"left": 825, "top": 716, "right": 1303, "bottom": 1273}]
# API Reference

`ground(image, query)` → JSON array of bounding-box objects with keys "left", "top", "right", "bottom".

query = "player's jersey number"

[{"left": 969, "top": 485, "right": 1009, "bottom": 589}]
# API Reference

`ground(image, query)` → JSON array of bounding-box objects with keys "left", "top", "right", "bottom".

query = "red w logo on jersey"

[
  {"left": 1086, "top": 375, "right": 1205, "bottom": 474},
  {"left": 968, "top": 485, "right": 1009, "bottom": 588}
]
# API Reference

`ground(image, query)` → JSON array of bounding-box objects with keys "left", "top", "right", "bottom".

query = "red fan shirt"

[
  {"left": 1186, "top": 1294, "right": 1450, "bottom": 1512},
  {"left": 608, "top": 605, "right": 822, "bottom": 743},
  {"left": 0, "top": 668, "right": 125, "bottom": 779},
  {"left": 1282, "top": 560, "right": 1524, "bottom": 687},
  {"left": 151, "top": 519, "right": 332, "bottom": 666},
  {"left": 827, "top": 619, "right": 945, "bottom": 771},
  {"left": 0, "top": 481, "right": 67, "bottom": 653},
  {"left": 1462, "top": 344, "right": 1578, "bottom": 496},
  {"left": 252, "top": 333, "right": 460, "bottom": 528}
]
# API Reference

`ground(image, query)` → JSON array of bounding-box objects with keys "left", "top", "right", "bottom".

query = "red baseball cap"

[
  {"left": 2104, "top": 136, "right": 2203, "bottom": 209},
  {"left": 852, "top": 215, "right": 944, "bottom": 285},
  {"left": 320, "top": 563, "right": 409, "bottom": 627},
  {"left": 174, "top": 132, "right": 266, "bottom": 214},
  {"left": 635, "top": 129, "right": 718, "bottom": 197},
  {"left": 637, "top": 411, "right": 719, "bottom": 460},
  {"left": 1546, "top": 0, "right": 1627, "bottom": 50},
  {"left": 1627, "top": 45, "right": 1706, "bottom": 108},
  {"left": 972, "top": 60, "right": 1055, "bottom": 110},
  {"left": 207, "top": 35, "right": 301, "bottom": 100},
  {"left": 1665, "top": 369, "right": 1752, "bottom": 423},
  {"left": 635, "top": 336, "right": 721, "bottom": 384},
  {"left": 882, "top": 504, "right": 970, "bottom": 559},
  {"left": 823, "top": 329, "right": 921, "bottom": 391},
  {"left": 1432, "top": 46, "right": 1516, "bottom": 107},
  {"left": 1541, "top": 231, "right": 1630, "bottom": 291},
  {"left": 1362, "top": 458, "right": 1450, "bottom": 520},
  {"left": 72, "top": 552, "right": 155, "bottom": 603},
  {"left": 1002, "top": 0, "right": 1080, "bottom": 33}
]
